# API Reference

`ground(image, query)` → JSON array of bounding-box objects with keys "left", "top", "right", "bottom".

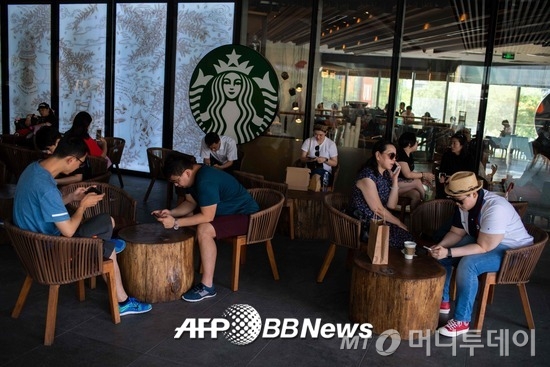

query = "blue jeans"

[{"left": 439, "top": 235, "right": 509, "bottom": 322}]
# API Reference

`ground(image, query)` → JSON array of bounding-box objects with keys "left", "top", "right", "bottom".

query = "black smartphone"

[
  {"left": 152, "top": 212, "right": 162, "bottom": 218},
  {"left": 439, "top": 172, "right": 446, "bottom": 180},
  {"left": 85, "top": 186, "right": 101, "bottom": 195}
]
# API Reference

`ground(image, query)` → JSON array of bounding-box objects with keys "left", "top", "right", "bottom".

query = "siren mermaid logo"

[{"left": 189, "top": 45, "right": 279, "bottom": 144}]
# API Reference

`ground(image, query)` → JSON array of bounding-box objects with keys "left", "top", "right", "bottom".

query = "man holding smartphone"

[
  {"left": 13, "top": 136, "right": 152, "bottom": 317},
  {"left": 151, "top": 153, "right": 259, "bottom": 302}
]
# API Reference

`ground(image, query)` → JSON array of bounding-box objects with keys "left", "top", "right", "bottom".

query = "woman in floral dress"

[{"left": 350, "top": 140, "right": 414, "bottom": 248}]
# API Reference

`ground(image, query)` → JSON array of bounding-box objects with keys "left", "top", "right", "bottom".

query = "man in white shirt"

[{"left": 200, "top": 132, "right": 239, "bottom": 171}]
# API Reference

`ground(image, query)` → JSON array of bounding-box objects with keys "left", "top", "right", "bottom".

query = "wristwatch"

[
  {"left": 447, "top": 248, "right": 452, "bottom": 258},
  {"left": 173, "top": 218, "right": 179, "bottom": 231}
]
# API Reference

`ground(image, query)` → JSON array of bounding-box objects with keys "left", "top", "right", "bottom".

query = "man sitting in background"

[{"left": 200, "top": 132, "right": 239, "bottom": 171}]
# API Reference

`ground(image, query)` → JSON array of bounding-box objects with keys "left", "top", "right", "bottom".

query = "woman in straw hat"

[
  {"left": 428, "top": 171, "right": 533, "bottom": 337},
  {"left": 349, "top": 140, "right": 414, "bottom": 248}
]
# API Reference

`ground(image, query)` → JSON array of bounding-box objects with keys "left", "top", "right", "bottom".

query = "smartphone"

[
  {"left": 85, "top": 186, "right": 101, "bottom": 195},
  {"left": 152, "top": 212, "right": 162, "bottom": 218},
  {"left": 96, "top": 129, "right": 102, "bottom": 140},
  {"left": 391, "top": 164, "right": 399, "bottom": 174},
  {"left": 439, "top": 172, "right": 446, "bottom": 180}
]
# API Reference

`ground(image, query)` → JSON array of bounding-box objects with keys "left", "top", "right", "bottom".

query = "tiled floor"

[{"left": 0, "top": 173, "right": 549, "bottom": 366}]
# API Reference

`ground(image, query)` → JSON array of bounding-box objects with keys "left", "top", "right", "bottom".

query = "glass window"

[
  {"left": 8, "top": 4, "right": 51, "bottom": 132},
  {"left": 173, "top": 2, "right": 235, "bottom": 159},
  {"left": 114, "top": 3, "right": 167, "bottom": 172},
  {"left": 59, "top": 4, "right": 107, "bottom": 133}
]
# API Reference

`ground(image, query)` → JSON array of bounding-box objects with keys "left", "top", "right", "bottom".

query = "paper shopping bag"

[{"left": 367, "top": 218, "right": 389, "bottom": 264}]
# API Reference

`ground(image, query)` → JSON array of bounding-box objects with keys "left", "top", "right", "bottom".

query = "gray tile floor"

[{"left": 1, "top": 173, "right": 549, "bottom": 366}]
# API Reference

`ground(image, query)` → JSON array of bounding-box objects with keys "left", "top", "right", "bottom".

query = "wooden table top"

[
  {"left": 354, "top": 247, "right": 445, "bottom": 280},
  {"left": 118, "top": 222, "right": 193, "bottom": 244}
]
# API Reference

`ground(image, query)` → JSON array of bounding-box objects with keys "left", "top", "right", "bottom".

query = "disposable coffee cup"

[{"left": 404, "top": 241, "right": 416, "bottom": 260}]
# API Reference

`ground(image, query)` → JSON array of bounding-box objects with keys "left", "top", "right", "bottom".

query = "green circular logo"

[{"left": 189, "top": 44, "right": 279, "bottom": 144}]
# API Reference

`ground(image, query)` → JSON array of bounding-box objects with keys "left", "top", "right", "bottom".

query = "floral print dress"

[{"left": 350, "top": 167, "right": 413, "bottom": 248}]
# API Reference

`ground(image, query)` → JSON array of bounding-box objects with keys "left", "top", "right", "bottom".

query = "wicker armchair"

[
  {"left": 225, "top": 188, "right": 284, "bottom": 291},
  {"left": 317, "top": 193, "right": 361, "bottom": 282},
  {"left": 4, "top": 222, "right": 120, "bottom": 346},
  {"left": 104, "top": 137, "right": 125, "bottom": 187},
  {"left": 0, "top": 142, "right": 44, "bottom": 182},
  {"left": 233, "top": 171, "right": 296, "bottom": 240},
  {"left": 509, "top": 200, "right": 529, "bottom": 219},
  {"left": 473, "top": 223, "right": 548, "bottom": 331},
  {"left": 144, "top": 148, "right": 196, "bottom": 208},
  {"left": 60, "top": 182, "right": 137, "bottom": 234},
  {"left": 409, "top": 199, "right": 456, "bottom": 242},
  {"left": 233, "top": 170, "right": 265, "bottom": 189}
]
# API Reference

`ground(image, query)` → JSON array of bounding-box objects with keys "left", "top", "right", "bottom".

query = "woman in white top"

[{"left": 300, "top": 124, "right": 338, "bottom": 181}]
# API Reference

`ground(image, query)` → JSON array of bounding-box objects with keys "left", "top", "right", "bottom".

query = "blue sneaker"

[
  {"left": 112, "top": 239, "right": 126, "bottom": 254},
  {"left": 182, "top": 283, "right": 217, "bottom": 302},
  {"left": 119, "top": 297, "right": 152, "bottom": 316}
]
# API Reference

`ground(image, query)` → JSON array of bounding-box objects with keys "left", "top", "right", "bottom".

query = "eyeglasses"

[
  {"left": 72, "top": 155, "right": 86, "bottom": 168},
  {"left": 315, "top": 145, "right": 320, "bottom": 157},
  {"left": 169, "top": 176, "right": 181, "bottom": 184},
  {"left": 448, "top": 194, "right": 470, "bottom": 205},
  {"left": 385, "top": 152, "right": 397, "bottom": 160}
]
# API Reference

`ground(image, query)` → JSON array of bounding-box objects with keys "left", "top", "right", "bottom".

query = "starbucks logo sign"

[{"left": 189, "top": 44, "right": 279, "bottom": 144}]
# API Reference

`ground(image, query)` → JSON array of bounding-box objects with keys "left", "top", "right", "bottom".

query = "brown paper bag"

[{"left": 367, "top": 218, "right": 390, "bottom": 264}]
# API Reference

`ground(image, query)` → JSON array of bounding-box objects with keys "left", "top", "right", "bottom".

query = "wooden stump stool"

[
  {"left": 350, "top": 248, "right": 445, "bottom": 340},
  {"left": 118, "top": 223, "right": 194, "bottom": 303}
]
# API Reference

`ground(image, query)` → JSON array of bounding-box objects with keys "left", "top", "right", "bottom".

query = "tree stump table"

[
  {"left": 350, "top": 248, "right": 445, "bottom": 340},
  {"left": 118, "top": 223, "right": 194, "bottom": 303}
]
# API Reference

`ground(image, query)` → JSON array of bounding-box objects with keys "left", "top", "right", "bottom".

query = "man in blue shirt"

[
  {"left": 152, "top": 154, "right": 258, "bottom": 302},
  {"left": 13, "top": 136, "right": 151, "bottom": 317}
]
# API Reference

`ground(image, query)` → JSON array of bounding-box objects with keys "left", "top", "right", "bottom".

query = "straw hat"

[{"left": 444, "top": 171, "right": 483, "bottom": 197}]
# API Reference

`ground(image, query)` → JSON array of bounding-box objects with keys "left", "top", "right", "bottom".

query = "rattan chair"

[
  {"left": 61, "top": 182, "right": 137, "bottom": 234},
  {"left": 225, "top": 188, "right": 284, "bottom": 291},
  {"left": 0, "top": 142, "right": 44, "bottom": 182},
  {"left": 144, "top": 148, "right": 196, "bottom": 208},
  {"left": 317, "top": 192, "right": 361, "bottom": 282},
  {"left": 233, "top": 171, "right": 296, "bottom": 240},
  {"left": 233, "top": 170, "right": 265, "bottom": 189},
  {"left": 409, "top": 199, "right": 457, "bottom": 242},
  {"left": 473, "top": 223, "right": 548, "bottom": 331},
  {"left": 4, "top": 222, "right": 120, "bottom": 346},
  {"left": 104, "top": 137, "right": 126, "bottom": 188},
  {"left": 509, "top": 200, "right": 529, "bottom": 219}
]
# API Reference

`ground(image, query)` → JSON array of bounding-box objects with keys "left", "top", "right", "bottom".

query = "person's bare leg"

[
  {"left": 102, "top": 250, "right": 129, "bottom": 302},
  {"left": 197, "top": 223, "right": 217, "bottom": 287}
]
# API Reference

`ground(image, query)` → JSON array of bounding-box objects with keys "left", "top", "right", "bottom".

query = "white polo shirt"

[{"left": 200, "top": 135, "right": 238, "bottom": 164}]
